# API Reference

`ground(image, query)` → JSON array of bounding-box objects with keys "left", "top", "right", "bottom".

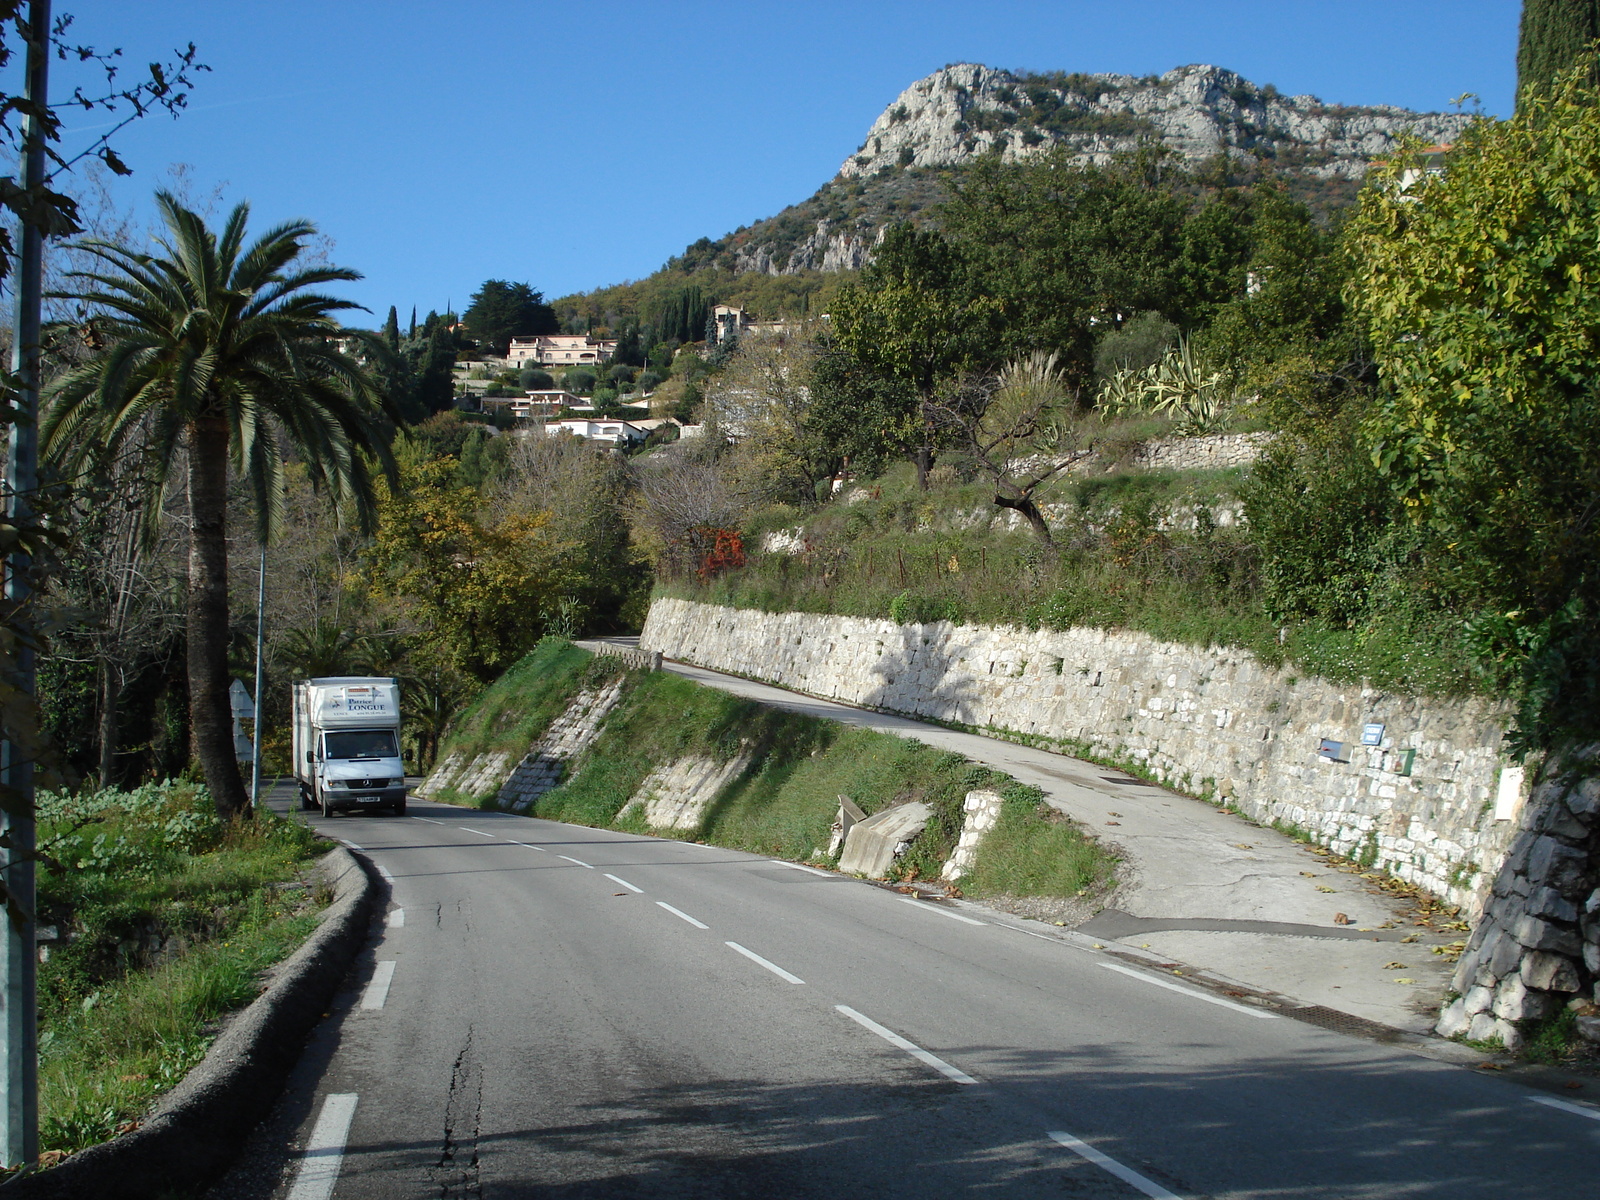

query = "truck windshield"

[{"left": 324, "top": 730, "right": 398, "bottom": 760}]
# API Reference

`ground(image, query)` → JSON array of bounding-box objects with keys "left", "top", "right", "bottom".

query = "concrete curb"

[{"left": 2, "top": 846, "right": 378, "bottom": 1199}]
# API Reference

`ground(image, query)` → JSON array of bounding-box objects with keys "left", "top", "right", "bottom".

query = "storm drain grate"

[
  {"left": 1100, "top": 776, "right": 1154, "bottom": 786},
  {"left": 1286, "top": 1005, "right": 1404, "bottom": 1043}
]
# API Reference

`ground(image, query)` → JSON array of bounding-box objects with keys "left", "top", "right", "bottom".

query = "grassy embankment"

[
  {"left": 31, "top": 782, "right": 326, "bottom": 1157},
  {"left": 664, "top": 453, "right": 1479, "bottom": 701},
  {"left": 432, "top": 639, "right": 1115, "bottom": 902}
]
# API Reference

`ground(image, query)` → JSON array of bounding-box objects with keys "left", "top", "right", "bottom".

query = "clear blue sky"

[{"left": 23, "top": 1, "right": 1519, "bottom": 326}]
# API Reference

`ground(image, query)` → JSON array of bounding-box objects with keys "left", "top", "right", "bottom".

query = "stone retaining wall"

[{"left": 641, "top": 598, "right": 1518, "bottom": 916}]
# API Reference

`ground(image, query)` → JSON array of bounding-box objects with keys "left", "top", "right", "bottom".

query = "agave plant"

[{"left": 1095, "top": 337, "right": 1231, "bottom": 436}]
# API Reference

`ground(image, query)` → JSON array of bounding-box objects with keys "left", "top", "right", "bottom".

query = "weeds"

[{"left": 34, "top": 781, "right": 326, "bottom": 1155}]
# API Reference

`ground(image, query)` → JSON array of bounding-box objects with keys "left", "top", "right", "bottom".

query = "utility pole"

[
  {"left": 2, "top": 0, "right": 49, "bottom": 1169},
  {"left": 250, "top": 545, "right": 266, "bottom": 808}
]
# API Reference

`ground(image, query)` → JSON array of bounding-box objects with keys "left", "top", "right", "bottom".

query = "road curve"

[{"left": 215, "top": 790, "right": 1600, "bottom": 1199}]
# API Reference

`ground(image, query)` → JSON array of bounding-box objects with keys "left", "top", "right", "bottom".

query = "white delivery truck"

[{"left": 292, "top": 677, "right": 407, "bottom": 817}]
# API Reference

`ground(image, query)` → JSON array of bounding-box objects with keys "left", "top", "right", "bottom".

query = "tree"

[
  {"left": 383, "top": 305, "right": 400, "bottom": 351},
  {"left": 938, "top": 148, "right": 1195, "bottom": 385},
  {"left": 830, "top": 225, "right": 999, "bottom": 487},
  {"left": 930, "top": 351, "right": 1079, "bottom": 542},
  {"left": 462, "top": 279, "right": 557, "bottom": 356},
  {"left": 1517, "top": 0, "right": 1600, "bottom": 101},
  {"left": 43, "top": 193, "right": 400, "bottom": 818},
  {"left": 1345, "top": 73, "right": 1600, "bottom": 749}
]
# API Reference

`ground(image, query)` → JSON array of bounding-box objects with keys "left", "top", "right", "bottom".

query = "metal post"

[
  {"left": 1, "top": 0, "right": 49, "bottom": 1169},
  {"left": 250, "top": 544, "right": 265, "bottom": 808}
]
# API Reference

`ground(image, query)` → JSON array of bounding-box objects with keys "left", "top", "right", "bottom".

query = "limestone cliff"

[
  {"left": 839, "top": 62, "right": 1470, "bottom": 181},
  {"left": 686, "top": 62, "right": 1471, "bottom": 280}
]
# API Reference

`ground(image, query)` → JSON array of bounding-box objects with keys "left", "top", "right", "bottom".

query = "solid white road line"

[
  {"left": 605, "top": 874, "right": 643, "bottom": 893},
  {"left": 459, "top": 828, "right": 497, "bottom": 838},
  {"left": 1100, "top": 961, "right": 1278, "bottom": 1019},
  {"left": 834, "top": 1005, "right": 976, "bottom": 1083},
  {"left": 286, "top": 1092, "right": 359, "bottom": 1200},
  {"left": 387, "top": 908, "right": 405, "bottom": 928},
  {"left": 360, "top": 961, "right": 396, "bottom": 1010},
  {"left": 727, "top": 941, "right": 806, "bottom": 985},
  {"left": 769, "top": 859, "right": 832, "bottom": 877},
  {"left": 335, "top": 839, "right": 364, "bottom": 851},
  {"left": 657, "top": 902, "right": 709, "bottom": 929},
  {"left": 1532, "top": 1095, "right": 1600, "bottom": 1121},
  {"left": 1046, "top": 1130, "right": 1181, "bottom": 1199},
  {"left": 376, "top": 864, "right": 394, "bottom": 883},
  {"left": 558, "top": 854, "right": 594, "bottom": 868},
  {"left": 505, "top": 839, "right": 547, "bottom": 851},
  {"left": 412, "top": 816, "right": 445, "bottom": 825},
  {"left": 898, "top": 896, "right": 985, "bottom": 925}
]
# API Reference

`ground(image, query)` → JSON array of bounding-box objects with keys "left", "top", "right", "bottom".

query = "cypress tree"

[
  {"left": 408, "top": 306, "right": 417, "bottom": 339},
  {"left": 1517, "top": 0, "right": 1600, "bottom": 103},
  {"left": 383, "top": 305, "right": 400, "bottom": 351}
]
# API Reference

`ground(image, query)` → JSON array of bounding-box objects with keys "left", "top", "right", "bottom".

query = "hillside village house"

[
  {"left": 710, "top": 304, "right": 808, "bottom": 343},
  {"left": 544, "top": 417, "right": 644, "bottom": 447},
  {"left": 479, "top": 391, "right": 586, "bottom": 421},
  {"left": 507, "top": 334, "right": 617, "bottom": 367}
]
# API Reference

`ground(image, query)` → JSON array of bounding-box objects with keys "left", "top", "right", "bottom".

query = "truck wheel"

[
  {"left": 320, "top": 792, "right": 336, "bottom": 818},
  {"left": 393, "top": 798, "right": 407, "bottom": 816},
  {"left": 299, "top": 784, "right": 316, "bottom": 810}
]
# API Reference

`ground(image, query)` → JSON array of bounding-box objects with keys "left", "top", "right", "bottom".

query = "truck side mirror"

[{"left": 305, "top": 750, "right": 314, "bottom": 764}]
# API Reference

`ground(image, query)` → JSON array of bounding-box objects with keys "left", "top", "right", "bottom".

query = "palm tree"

[{"left": 44, "top": 192, "right": 399, "bottom": 819}]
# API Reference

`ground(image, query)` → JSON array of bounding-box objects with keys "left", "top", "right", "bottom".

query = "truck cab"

[{"left": 293, "top": 678, "right": 407, "bottom": 816}]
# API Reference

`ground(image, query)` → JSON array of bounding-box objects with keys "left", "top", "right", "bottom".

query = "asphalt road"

[{"left": 222, "top": 788, "right": 1600, "bottom": 1199}]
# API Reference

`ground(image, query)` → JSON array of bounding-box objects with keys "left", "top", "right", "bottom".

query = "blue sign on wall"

[{"left": 1361, "top": 723, "right": 1385, "bottom": 746}]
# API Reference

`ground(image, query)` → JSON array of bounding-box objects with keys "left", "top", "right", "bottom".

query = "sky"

[{"left": 13, "top": 0, "right": 1521, "bottom": 326}]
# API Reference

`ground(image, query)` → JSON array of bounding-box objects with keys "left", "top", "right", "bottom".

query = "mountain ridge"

[{"left": 669, "top": 62, "right": 1472, "bottom": 282}]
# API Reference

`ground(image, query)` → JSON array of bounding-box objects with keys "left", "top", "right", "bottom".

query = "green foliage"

[
  {"left": 462, "top": 279, "right": 557, "bottom": 357},
  {"left": 34, "top": 780, "right": 324, "bottom": 1154},
  {"left": 968, "top": 785, "right": 1118, "bottom": 898},
  {"left": 562, "top": 368, "right": 596, "bottom": 394},
  {"left": 1516, "top": 0, "right": 1600, "bottom": 100},
  {"left": 456, "top": 650, "right": 1116, "bottom": 896},
  {"left": 1345, "top": 73, "right": 1600, "bottom": 747},
  {"left": 1094, "top": 311, "right": 1178, "bottom": 378},
  {"left": 519, "top": 367, "right": 554, "bottom": 390}
]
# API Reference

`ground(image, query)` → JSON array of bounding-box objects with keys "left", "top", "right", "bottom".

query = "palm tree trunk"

[{"left": 186, "top": 416, "right": 250, "bottom": 819}]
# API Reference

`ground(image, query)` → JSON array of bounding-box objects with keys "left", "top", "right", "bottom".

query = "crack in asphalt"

[{"left": 431, "top": 1024, "right": 482, "bottom": 1198}]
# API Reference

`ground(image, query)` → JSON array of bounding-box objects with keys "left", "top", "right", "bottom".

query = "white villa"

[{"left": 507, "top": 334, "right": 617, "bottom": 367}]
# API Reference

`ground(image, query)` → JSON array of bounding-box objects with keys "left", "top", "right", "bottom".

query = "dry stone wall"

[
  {"left": 642, "top": 598, "right": 1518, "bottom": 916},
  {"left": 618, "top": 752, "right": 753, "bottom": 831}
]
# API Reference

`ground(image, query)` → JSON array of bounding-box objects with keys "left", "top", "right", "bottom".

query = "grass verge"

[
  {"left": 444, "top": 645, "right": 1118, "bottom": 902},
  {"left": 33, "top": 781, "right": 327, "bottom": 1157}
]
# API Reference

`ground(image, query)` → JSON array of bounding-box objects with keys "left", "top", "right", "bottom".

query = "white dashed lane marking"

[
  {"left": 558, "top": 855, "right": 593, "bottom": 868},
  {"left": 727, "top": 941, "right": 805, "bottom": 984},
  {"left": 657, "top": 902, "right": 709, "bottom": 929},
  {"left": 605, "top": 874, "right": 643, "bottom": 893},
  {"left": 286, "top": 1092, "right": 358, "bottom": 1200},
  {"left": 1047, "top": 1130, "right": 1181, "bottom": 1199},
  {"left": 387, "top": 908, "right": 404, "bottom": 928},
  {"left": 360, "top": 961, "right": 396, "bottom": 1010},
  {"left": 835, "top": 1005, "right": 974, "bottom": 1083}
]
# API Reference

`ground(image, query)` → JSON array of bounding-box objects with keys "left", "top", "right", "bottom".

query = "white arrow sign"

[{"left": 229, "top": 678, "right": 255, "bottom": 719}]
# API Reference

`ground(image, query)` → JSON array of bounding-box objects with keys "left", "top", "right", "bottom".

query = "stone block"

[
  {"left": 1513, "top": 914, "right": 1583, "bottom": 956},
  {"left": 840, "top": 801, "right": 931, "bottom": 879},
  {"left": 1467, "top": 1011, "right": 1500, "bottom": 1042},
  {"left": 1585, "top": 941, "right": 1600, "bottom": 975},
  {"left": 1463, "top": 984, "right": 1495, "bottom": 1016},
  {"left": 1487, "top": 928, "right": 1526, "bottom": 979},
  {"left": 1492, "top": 975, "right": 1557, "bottom": 1023},
  {"left": 1435, "top": 998, "right": 1472, "bottom": 1039},
  {"left": 1494, "top": 1019, "right": 1525, "bottom": 1053},
  {"left": 1528, "top": 836, "right": 1589, "bottom": 895},
  {"left": 1577, "top": 1014, "right": 1600, "bottom": 1045},
  {"left": 1521, "top": 951, "right": 1582, "bottom": 992},
  {"left": 1537, "top": 802, "right": 1590, "bottom": 842},
  {"left": 1528, "top": 886, "right": 1580, "bottom": 924},
  {"left": 1565, "top": 777, "right": 1600, "bottom": 818}
]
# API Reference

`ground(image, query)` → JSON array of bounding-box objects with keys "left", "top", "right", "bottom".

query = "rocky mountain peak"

[{"left": 839, "top": 62, "right": 1471, "bottom": 181}]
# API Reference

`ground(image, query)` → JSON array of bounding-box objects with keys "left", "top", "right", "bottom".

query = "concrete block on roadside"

[{"left": 839, "top": 801, "right": 932, "bottom": 879}]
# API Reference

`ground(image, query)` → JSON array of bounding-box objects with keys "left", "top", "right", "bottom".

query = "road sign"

[{"left": 229, "top": 678, "right": 255, "bottom": 719}]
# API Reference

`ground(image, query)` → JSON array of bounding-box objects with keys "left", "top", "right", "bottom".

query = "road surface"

[{"left": 215, "top": 789, "right": 1600, "bottom": 1199}]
